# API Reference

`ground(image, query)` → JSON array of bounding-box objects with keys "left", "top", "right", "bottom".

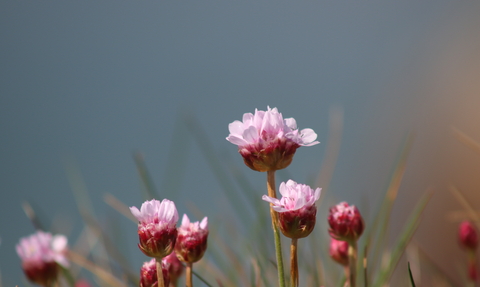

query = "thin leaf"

[
  {"left": 133, "top": 152, "right": 158, "bottom": 200},
  {"left": 408, "top": 262, "right": 416, "bottom": 287},
  {"left": 373, "top": 188, "right": 433, "bottom": 286}
]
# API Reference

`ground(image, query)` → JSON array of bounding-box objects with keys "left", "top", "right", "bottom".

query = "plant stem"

[
  {"left": 347, "top": 241, "right": 357, "bottom": 287},
  {"left": 186, "top": 262, "right": 193, "bottom": 287},
  {"left": 156, "top": 258, "right": 165, "bottom": 287},
  {"left": 267, "top": 170, "right": 286, "bottom": 287},
  {"left": 290, "top": 238, "right": 298, "bottom": 287}
]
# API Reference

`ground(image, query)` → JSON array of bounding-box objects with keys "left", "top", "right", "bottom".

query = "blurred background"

[{"left": 2, "top": 1, "right": 480, "bottom": 286}]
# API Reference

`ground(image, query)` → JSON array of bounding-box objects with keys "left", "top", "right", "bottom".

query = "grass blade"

[
  {"left": 373, "top": 188, "right": 433, "bottom": 286},
  {"left": 408, "top": 262, "right": 416, "bottom": 287}
]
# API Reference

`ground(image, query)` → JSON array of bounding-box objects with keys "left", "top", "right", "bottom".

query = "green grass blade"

[
  {"left": 373, "top": 188, "right": 433, "bottom": 286},
  {"left": 408, "top": 262, "right": 416, "bottom": 287},
  {"left": 133, "top": 152, "right": 159, "bottom": 200}
]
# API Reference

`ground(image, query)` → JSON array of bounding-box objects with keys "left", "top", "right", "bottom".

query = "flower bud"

[
  {"left": 16, "top": 231, "right": 69, "bottom": 287},
  {"left": 140, "top": 259, "right": 170, "bottom": 287},
  {"left": 226, "top": 107, "right": 319, "bottom": 172},
  {"left": 262, "top": 180, "right": 321, "bottom": 239},
  {"left": 130, "top": 199, "right": 179, "bottom": 258},
  {"left": 459, "top": 221, "right": 478, "bottom": 251},
  {"left": 329, "top": 238, "right": 349, "bottom": 266},
  {"left": 328, "top": 202, "right": 364, "bottom": 242},
  {"left": 175, "top": 214, "right": 208, "bottom": 263},
  {"left": 163, "top": 252, "right": 184, "bottom": 285}
]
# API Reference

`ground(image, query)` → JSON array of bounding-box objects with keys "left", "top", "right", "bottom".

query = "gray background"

[{"left": 2, "top": 1, "right": 480, "bottom": 286}]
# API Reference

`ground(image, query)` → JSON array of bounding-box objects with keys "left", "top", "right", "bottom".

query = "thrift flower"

[
  {"left": 226, "top": 106, "right": 319, "bottom": 172},
  {"left": 262, "top": 180, "right": 321, "bottom": 239},
  {"left": 130, "top": 199, "right": 179, "bottom": 258},
  {"left": 16, "top": 231, "right": 68, "bottom": 286},
  {"left": 175, "top": 214, "right": 208, "bottom": 263},
  {"left": 328, "top": 202, "right": 364, "bottom": 242},
  {"left": 459, "top": 221, "right": 478, "bottom": 251},
  {"left": 140, "top": 258, "right": 170, "bottom": 287},
  {"left": 329, "top": 238, "right": 349, "bottom": 266}
]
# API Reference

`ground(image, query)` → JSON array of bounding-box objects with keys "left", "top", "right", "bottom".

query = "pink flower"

[
  {"left": 175, "top": 214, "right": 208, "bottom": 263},
  {"left": 459, "top": 221, "right": 478, "bottom": 251},
  {"left": 262, "top": 180, "right": 321, "bottom": 238},
  {"left": 130, "top": 199, "right": 179, "bottom": 258},
  {"left": 16, "top": 231, "right": 68, "bottom": 286},
  {"left": 329, "top": 238, "right": 349, "bottom": 266},
  {"left": 163, "top": 252, "right": 184, "bottom": 285},
  {"left": 226, "top": 107, "right": 319, "bottom": 172},
  {"left": 139, "top": 258, "right": 170, "bottom": 287},
  {"left": 328, "top": 202, "right": 364, "bottom": 242}
]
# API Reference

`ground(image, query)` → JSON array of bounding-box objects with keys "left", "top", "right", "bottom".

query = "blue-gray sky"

[{"left": 2, "top": 1, "right": 480, "bottom": 286}]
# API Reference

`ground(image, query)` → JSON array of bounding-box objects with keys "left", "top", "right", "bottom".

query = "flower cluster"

[
  {"left": 175, "top": 214, "right": 209, "bottom": 263},
  {"left": 328, "top": 201, "right": 364, "bottom": 242},
  {"left": 140, "top": 258, "right": 170, "bottom": 287},
  {"left": 262, "top": 179, "right": 321, "bottom": 239},
  {"left": 16, "top": 231, "right": 69, "bottom": 286},
  {"left": 226, "top": 107, "right": 319, "bottom": 172}
]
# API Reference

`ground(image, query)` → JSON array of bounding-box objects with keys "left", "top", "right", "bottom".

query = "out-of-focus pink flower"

[
  {"left": 262, "top": 180, "right": 321, "bottom": 238},
  {"left": 175, "top": 214, "right": 208, "bottom": 263},
  {"left": 130, "top": 199, "right": 179, "bottom": 258},
  {"left": 226, "top": 107, "right": 319, "bottom": 172},
  {"left": 163, "top": 252, "right": 184, "bottom": 285},
  {"left": 329, "top": 238, "right": 349, "bottom": 266},
  {"left": 140, "top": 258, "right": 170, "bottom": 287},
  {"left": 459, "top": 221, "right": 478, "bottom": 251},
  {"left": 328, "top": 202, "right": 364, "bottom": 242},
  {"left": 16, "top": 231, "right": 68, "bottom": 286}
]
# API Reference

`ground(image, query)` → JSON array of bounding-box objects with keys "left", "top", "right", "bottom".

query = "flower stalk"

[
  {"left": 156, "top": 258, "right": 165, "bottom": 287},
  {"left": 186, "top": 263, "right": 193, "bottom": 287},
  {"left": 267, "top": 170, "right": 286, "bottom": 287},
  {"left": 290, "top": 238, "right": 298, "bottom": 287},
  {"left": 347, "top": 240, "right": 357, "bottom": 287}
]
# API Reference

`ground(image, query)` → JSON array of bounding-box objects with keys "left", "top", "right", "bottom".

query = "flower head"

[
  {"left": 139, "top": 258, "right": 170, "bottom": 287},
  {"left": 16, "top": 231, "right": 68, "bottom": 286},
  {"left": 175, "top": 214, "right": 208, "bottom": 263},
  {"left": 328, "top": 202, "right": 364, "bottom": 242},
  {"left": 163, "top": 252, "right": 184, "bottom": 285},
  {"left": 459, "top": 221, "right": 478, "bottom": 251},
  {"left": 329, "top": 238, "right": 349, "bottom": 266},
  {"left": 262, "top": 180, "right": 321, "bottom": 238},
  {"left": 226, "top": 107, "right": 319, "bottom": 172},
  {"left": 130, "top": 199, "right": 179, "bottom": 258}
]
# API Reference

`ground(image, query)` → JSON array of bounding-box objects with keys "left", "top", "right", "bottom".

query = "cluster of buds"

[
  {"left": 226, "top": 106, "right": 319, "bottom": 172},
  {"left": 329, "top": 238, "right": 349, "bottom": 266},
  {"left": 458, "top": 220, "right": 479, "bottom": 282},
  {"left": 131, "top": 199, "right": 208, "bottom": 286},
  {"left": 262, "top": 179, "right": 321, "bottom": 239},
  {"left": 175, "top": 214, "right": 209, "bottom": 264},
  {"left": 16, "top": 231, "right": 69, "bottom": 287},
  {"left": 328, "top": 201, "right": 364, "bottom": 243}
]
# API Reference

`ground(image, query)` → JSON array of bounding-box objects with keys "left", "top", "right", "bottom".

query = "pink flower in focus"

[
  {"left": 328, "top": 202, "right": 364, "bottom": 242},
  {"left": 262, "top": 180, "right": 321, "bottom": 239},
  {"left": 130, "top": 199, "right": 179, "bottom": 258},
  {"left": 226, "top": 107, "right": 319, "bottom": 172},
  {"left": 329, "top": 238, "right": 349, "bottom": 266},
  {"left": 16, "top": 231, "right": 68, "bottom": 286},
  {"left": 163, "top": 252, "right": 184, "bottom": 285},
  {"left": 459, "top": 221, "right": 478, "bottom": 251},
  {"left": 175, "top": 214, "right": 208, "bottom": 263},
  {"left": 140, "top": 258, "right": 170, "bottom": 287}
]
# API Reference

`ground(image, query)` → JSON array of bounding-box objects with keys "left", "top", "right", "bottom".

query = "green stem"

[
  {"left": 290, "top": 238, "right": 298, "bottom": 287},
  {"left": 156, "top": 258, "right": 165, "bottom": 287},
  {"left": 267, "top": 170, "right": 286, "bottom": 287},
  {"left": 347, "top": 241, "right": 357, "bottom": 287}
]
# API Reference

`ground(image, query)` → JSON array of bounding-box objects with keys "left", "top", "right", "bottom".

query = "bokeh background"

[{"left": 2, "top": 1, "right": 480, "bottom": 286}]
